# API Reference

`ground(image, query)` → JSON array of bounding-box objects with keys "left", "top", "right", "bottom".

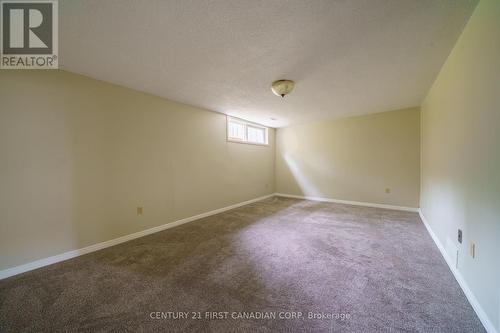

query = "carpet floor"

[{"left": 0, "top": 197, "right": 485, "bottom": 332}]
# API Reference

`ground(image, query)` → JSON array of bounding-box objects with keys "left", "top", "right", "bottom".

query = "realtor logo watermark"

[{"left": 1, "top": 0, "right": 58, "bottom": 69}]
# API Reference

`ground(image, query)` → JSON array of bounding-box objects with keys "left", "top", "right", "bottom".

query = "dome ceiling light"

[{"left": 271, "top": 80, "right": 295, "bottom": 98}]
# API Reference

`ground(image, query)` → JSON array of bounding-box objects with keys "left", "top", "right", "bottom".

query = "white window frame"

[{"left": 227, "top": 116, "right": 269, "bottom": 146}]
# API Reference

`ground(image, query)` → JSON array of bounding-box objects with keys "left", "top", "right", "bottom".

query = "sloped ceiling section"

[{"left": 60, "top": 0, "right": 478, "bottom": 127}]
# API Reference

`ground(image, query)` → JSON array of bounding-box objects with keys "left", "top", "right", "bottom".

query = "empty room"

[{"left": 0, "top": 0, "right": 498, "bottom": 332}]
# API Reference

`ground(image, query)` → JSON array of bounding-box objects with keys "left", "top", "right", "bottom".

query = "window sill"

[{"left": 227, "top": 138, "right": 269, "bottom": 146}]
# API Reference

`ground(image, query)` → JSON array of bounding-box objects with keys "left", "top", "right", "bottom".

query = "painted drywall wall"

[
  {"left": 0, "top": 70, "right": 275, "bottom": 270},
  {"left": 275, "top": 108, "right": 420, "bottom": 208},
  {"left": 420, "top": 0, "right": 500, "bottom": 331}
]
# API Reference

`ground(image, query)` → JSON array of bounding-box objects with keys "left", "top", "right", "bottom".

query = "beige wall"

[
  {"left": 420, "top": 0, "right": 500, "bottom": 330},
  {"left": 0, "top": 70, "right": 275, "bottom": 270},
  {"left": 275, "top": 108, "right": 420, "bottom": 208}
]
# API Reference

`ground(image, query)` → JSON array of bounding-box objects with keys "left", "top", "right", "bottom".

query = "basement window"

[{"left": 227, "top": 116, "right": 268, "bottom": 145}]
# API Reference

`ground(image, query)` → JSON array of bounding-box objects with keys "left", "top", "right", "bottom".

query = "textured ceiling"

[{"left": 60, "top": 0, "right": 477, "bottom": 127}]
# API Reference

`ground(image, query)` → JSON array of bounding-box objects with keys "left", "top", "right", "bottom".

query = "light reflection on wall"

[{"left": 282, "top": 152, "right": 321, "bottom": 197}]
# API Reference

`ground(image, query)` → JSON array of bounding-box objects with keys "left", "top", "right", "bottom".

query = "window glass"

[
  {"left": 228, "top": 121, "right": 245, "bottom": 141},
  {"left": 227, "top": 117, "right": 268, "bottom": 145},
  {"left": 247, "top": 126, "right": 265, "bottom": 144}
]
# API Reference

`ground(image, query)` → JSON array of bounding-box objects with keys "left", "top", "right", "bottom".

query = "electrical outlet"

[
  {"left": 137, "top": 206, "right": 143, "bottom": 216},
  {"left": 470, "top": 242, "right": 475, "bottom": 258}
]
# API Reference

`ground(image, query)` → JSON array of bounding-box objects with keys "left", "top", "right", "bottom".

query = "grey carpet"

[{"left": 0, "top": 197, "right": 485, "bottom": 332}]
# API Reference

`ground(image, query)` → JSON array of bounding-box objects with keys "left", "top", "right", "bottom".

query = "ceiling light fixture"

[{"left": 271, "top": 80, "right": 295, "bottom": 98}]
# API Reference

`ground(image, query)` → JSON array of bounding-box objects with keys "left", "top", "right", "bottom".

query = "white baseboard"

[
  {"left": 0, "top": 194, "right": 274, "bottom": 280},
  {"left": 419, "top": 210, "right": 497, "bottom": 333},
  {"left": 274, "top": 193, "right": 419, "bottom": 212}
]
